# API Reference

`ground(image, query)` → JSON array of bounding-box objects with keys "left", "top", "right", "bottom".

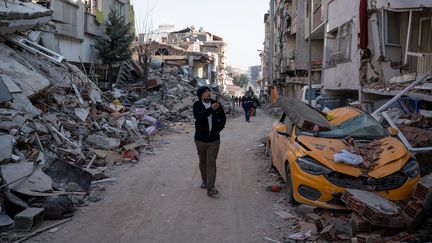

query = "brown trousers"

[{"left": 195, "top": 140, "right": 220, "bottom": 189}]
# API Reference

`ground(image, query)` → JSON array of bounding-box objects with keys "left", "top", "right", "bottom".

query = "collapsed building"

[
  {"left": 0, "top": 0, "right": 226, "bottom": 240},
  {"left": 137, "top": 25, "right": 242, "bottom": 96}
]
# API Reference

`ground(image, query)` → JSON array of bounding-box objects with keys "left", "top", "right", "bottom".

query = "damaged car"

[{"left": 266, "top": 97, "right": 420, "bottom": 209}]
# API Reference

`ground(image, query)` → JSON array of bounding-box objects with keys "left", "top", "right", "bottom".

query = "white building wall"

[
  {"left": 323, "top": 0, "right": 360, "bottom": 90},
  {"left": 44, "top": 0, "right": 130, "bottom": 64}
]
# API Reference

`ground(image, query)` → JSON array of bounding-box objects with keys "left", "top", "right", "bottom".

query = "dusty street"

[{"left": 30, "top": 110, "right": 291, "bottom": 243}]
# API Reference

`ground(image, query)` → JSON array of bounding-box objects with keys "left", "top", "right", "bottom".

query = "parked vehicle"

[
  {"left": 300, "top": 84, "right": 321, "bottom": 108},
  {"left": 267, "top": 98, "right": 420, "bottom": 209}
]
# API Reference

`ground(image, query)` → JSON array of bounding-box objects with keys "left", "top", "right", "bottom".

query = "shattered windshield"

[{"left": 298, "top": 114, "right": 388, "bottom": 139}]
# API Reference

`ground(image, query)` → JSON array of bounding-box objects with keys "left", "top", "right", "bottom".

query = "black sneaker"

[
  {"left": 200, "top": 182, "right": 207, "bottom": 189},
  {"left": 207, "top": 188, "right": 219, "bottom": 197}
]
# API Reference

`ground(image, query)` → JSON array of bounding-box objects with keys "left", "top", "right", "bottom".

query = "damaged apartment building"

[
  {"left": 263, "top": 0, "right": 432, "bottom": 109},
  {"left": 263, "top": 0, "right": 432, "bottom": 155},
  {"left": 30, "top": 0, "right": 133, "bottom": 81},
  {"left": 263, "top": 0, "right": 324, "bottom": 98},
  {"left": 138, "top": 25, "right": 229, "bottom": 91}
]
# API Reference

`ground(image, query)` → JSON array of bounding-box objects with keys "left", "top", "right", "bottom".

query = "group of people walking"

[{"left": 231, "top": 88, "right": 261, "bottom": 122}]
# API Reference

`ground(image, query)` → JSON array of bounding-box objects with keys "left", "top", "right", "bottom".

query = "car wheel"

[
  {"left": 285, "top": 164, "right": 297, "bottom": 204},
  {"left": 266, "top": 142, "right": 274, "bottom": 168}
]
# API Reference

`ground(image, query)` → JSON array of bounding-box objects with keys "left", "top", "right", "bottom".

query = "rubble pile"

[
  {"left": 385, "top": 108, "right": 432, "bottom": 147},
  {"left": 269, "top": 183, "right": 432, "bottom": 242},
  {"left": 341, "top": 137, "right": 383, "bottom": 169},
  {"left": 0, "top": 38, "right": 219, "bottom": 239}
]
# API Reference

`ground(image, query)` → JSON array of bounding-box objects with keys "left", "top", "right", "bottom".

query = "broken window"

[
  {"left": 155, "top": 48, "right": 169, "bottom": 56},
  {"left": 385, "top": 11, "right": 401, "bottom": 46}
]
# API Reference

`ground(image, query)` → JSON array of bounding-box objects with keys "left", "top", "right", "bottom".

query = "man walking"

[
  {"left": 242, "top": 94, "right": 253, "bottom": 122},
  {"left": 193, "top": 86, "right": 226, "bottom": 197}
]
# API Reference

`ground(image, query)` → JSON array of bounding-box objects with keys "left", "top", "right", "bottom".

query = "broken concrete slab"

[
  {"left": 341, "top": 189, "right": 401, "bottom": 227},
  {"left": 0, "top": 74, "right": 22, "bottom": 93},
  {"left": 0, "top": 134, "right": 12, "bottom": 163},
  {"left": 276, "top": 96, "right": 331, "bottom": 130},
  {"left": 0, "top": 108, "right": 26, "bottom": 130},
  {"left": 10, "top": 93, "right": 43, "bottom": 116},
  {"left": 13, "top": 168, "right": 53, "bottom": 194},
  {"left": 0, "top": 1, "right": 52, "bottom": 35},
  {"left": 86, "top": 135, "right": 120, "bottom": 150},
  {"left": 0, "top": 43, "right": 51, "bottom": 97},
  {"left": 0, "top": 76, "right": 12, "bottom": 103}
]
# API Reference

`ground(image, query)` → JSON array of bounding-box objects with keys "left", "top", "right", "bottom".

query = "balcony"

[
  {"left": 50, "top": 0, "right": 80, "bottom": 39},
  {"left": 85, "top": 12, "right": 104, "bottom": 36}
]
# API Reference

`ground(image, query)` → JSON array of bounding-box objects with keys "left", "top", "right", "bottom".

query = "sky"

[{"left": 130, "top": 0, "right": 269, "bottom": 70}]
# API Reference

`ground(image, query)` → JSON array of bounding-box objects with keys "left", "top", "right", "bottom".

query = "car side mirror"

[
  {"left": 387, "top": 127, "right": 399, "bottom": 136},
  {"left": 273, "top": 123, "right": 288, "bottom": 136}
]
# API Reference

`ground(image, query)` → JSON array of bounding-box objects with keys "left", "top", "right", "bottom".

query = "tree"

[
  {"left": 232, "top": 74, "right": 249, "bottom": 88},
  {"left": 94, "top": 7, "right": 134, "bottom": 90}
]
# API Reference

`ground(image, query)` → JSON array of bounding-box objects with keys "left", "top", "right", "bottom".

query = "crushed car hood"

[{"left": 296, "top": 136, "right": 409, "bottom": 178}]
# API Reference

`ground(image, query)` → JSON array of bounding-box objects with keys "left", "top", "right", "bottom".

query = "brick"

[
  {"left": 412, "top": 173, "right": 432, "bottom": 206},
  {"left": 305, "top": 213, "right": 324, "bottom": 231},
  {"left": 341, "top": 190, "right": 364, "bottom": 213},
  {"left": 351, "top": 213, "right": 371, "bottom": 235},
  {"left": 342, "top": 189, "right": 400, "bottom": 226},
  {"left": 14, "top": 207, "right": 44, "bottom": 232},
  {"left": 402, "top": 200, "right": 426, "bottom": 230},
  {"left": 356, "top": 233, "right": 381, "bottom": 243},
  {"left": 320, "top": 224, "right": 336, "bottom": 241},
  {"left": 362, "top": 206, "right": 385, "bottom": 225}
]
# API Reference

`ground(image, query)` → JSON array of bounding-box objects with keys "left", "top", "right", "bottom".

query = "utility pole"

[{"left": 308, "top": 0, "right": 312, "bottom": 106}]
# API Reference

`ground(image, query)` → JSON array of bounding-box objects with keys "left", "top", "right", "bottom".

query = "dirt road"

[{"left": 30, "top": 109, "right": 291, "bottom": 243}]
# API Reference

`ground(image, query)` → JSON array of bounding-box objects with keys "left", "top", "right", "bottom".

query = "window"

[
  {"left": 328, "top": 21, "right": 352, "bottom": 65},
  {"left": 85, "top": 0, "right": 99, "bottom": 15},
  {"left": 420, "top": 18, "right": 432, "bottom": 52},
  {"left": 385, "top": 11, "right": 401, "bottom": 46},
  {"left": 305, "top": 88, "right": 321, "bottom": 100}
]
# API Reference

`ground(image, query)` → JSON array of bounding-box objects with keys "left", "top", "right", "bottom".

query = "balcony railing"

[{"left": 407, "top": 52, "right": 432, "bottom": 74}]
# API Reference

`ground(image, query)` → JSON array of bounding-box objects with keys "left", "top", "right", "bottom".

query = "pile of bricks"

[
  {"left": 341, "top": 189, "right": 403, "bottom": 228},
  {"left": 402, "top": 173, "right": 432, "bottom": 229},
  {"left": 341, "top": 137, "right": 383, "bottom": 169}
]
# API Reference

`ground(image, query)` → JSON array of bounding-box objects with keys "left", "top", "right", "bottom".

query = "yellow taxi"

[{"left": 267, "top": 105, "right": 420, "bottom": 209}]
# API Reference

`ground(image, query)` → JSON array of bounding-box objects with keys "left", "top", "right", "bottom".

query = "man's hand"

[{"left": 211, "top": 103, "right": 220, "bottom": 111}]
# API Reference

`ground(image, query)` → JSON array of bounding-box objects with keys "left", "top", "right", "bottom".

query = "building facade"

[
  {"left": 33, "top": 0, "right": 132, "bottom": 66},
  {"left": 263, "top": 0, "right": 432, "bottom": 109}
]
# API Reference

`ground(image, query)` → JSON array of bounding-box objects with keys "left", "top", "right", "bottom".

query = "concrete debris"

[
  {"left": 86, "top": 135, "right": 121, "bottom": 150},
  {"left": 274, "top": 211, "right": 295, "bottom": 220},
  {"left": 0, "top": 134, "right": 12, "bottom": 163}
]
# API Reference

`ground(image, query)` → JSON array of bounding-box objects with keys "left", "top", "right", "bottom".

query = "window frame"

[{"left": 384, "top": 10, "right": 401, "bottom": 47}]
